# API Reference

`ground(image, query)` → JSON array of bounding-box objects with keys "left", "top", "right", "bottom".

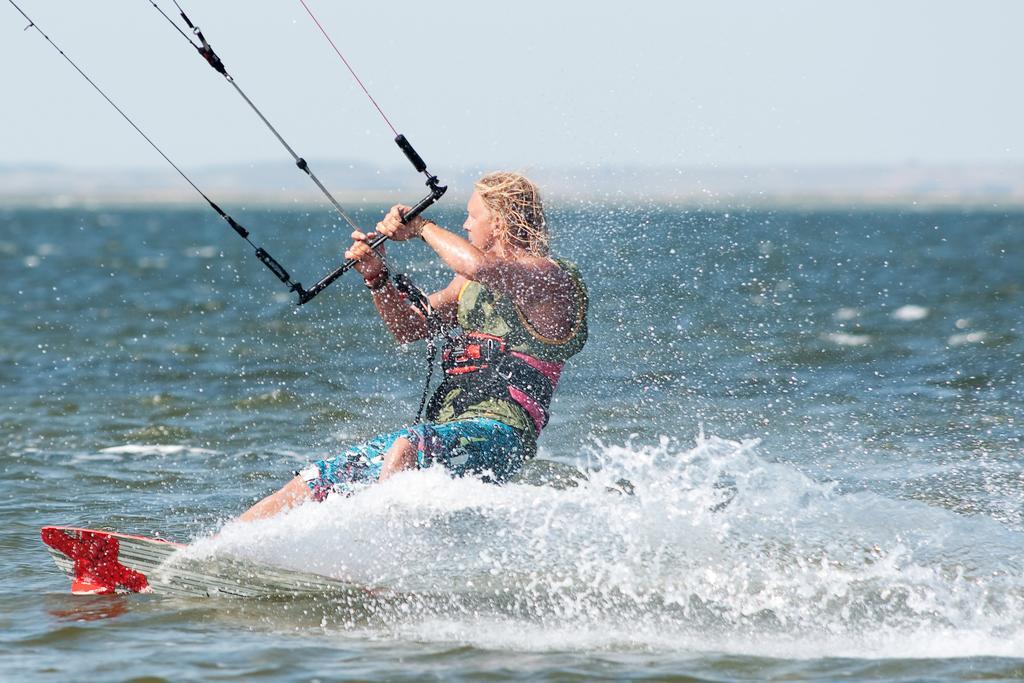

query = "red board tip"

[{"left": 41, "top": 526, "right": 150, "bottom": 595}]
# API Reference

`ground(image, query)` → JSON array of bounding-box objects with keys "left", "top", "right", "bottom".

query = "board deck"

[{"left": 41, "top": 525, "right": 372, "bottom": 599}]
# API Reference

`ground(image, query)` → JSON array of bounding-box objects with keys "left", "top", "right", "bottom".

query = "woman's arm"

[
  {"left": 420, "top": 221, "right": 570, "bottom": 303},
  {"left": 345, "top": 230, "right": 460, "bottom": 344}
]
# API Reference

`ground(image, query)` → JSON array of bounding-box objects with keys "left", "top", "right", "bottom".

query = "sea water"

[{"left": 0, "top": 204, "right": 1021, "bottom": 681}]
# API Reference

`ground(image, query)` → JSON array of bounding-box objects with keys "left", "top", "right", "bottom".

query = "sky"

[{"left": 2, "top": 0, "right": 1023, "bottom": 172}]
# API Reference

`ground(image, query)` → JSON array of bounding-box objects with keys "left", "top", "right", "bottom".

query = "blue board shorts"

[{"left": 297, "top": 418, "right": 528, "bottom": 501}]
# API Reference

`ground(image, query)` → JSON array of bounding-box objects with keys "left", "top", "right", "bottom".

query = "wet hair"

[{"left": 474, "top": 172, "right": 549, "bottom": 256}]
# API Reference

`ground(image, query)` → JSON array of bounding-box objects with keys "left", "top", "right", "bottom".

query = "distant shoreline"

[
  {"left": 2, "top": 161, "right": 1023, "bottom": 210},
  {"left": 2, "top": 192, "right": 1022, "bottom": 212}
]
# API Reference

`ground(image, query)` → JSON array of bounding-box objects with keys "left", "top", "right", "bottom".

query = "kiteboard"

[{"left": 41, "top": 525, "right": 371, "bottom": 599}]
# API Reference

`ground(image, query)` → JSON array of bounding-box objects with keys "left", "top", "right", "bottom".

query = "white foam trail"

[{"left": 191, "top": 434, "right": 1024, "bottom": 659}]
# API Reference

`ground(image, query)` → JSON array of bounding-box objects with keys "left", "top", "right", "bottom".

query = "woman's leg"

[
  {"left": 378, "top": 437, "right": 417, "bottom": 481},
  {"left": 236, "top": 428, "right": 418, "bottom": 522},
  {"left": 237, "top": 475, "right": 312, "bottom": 522}
]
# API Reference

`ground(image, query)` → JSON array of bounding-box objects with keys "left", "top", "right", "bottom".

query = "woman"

[{"left": 239, "top": 172, "right": 587, "bottom": 521}]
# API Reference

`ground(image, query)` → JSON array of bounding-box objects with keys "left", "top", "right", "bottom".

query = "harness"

[
  {"left": 424, "top": 332, "right": 555, "bottom": 430},
  {"left": 392, "top": 270, "right": 569, "bottom": 432}
]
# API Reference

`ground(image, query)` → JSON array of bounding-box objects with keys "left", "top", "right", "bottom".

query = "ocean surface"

[{"left": 0, "top": 202, "right": 1021, "bottom": 681}]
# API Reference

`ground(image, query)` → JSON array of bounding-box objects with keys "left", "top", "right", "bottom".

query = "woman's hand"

[
  {"left": 376, "top": 204, "right": 426, "bottom": 242},
  {"left": 344, "top": 230, "right": 386, "bottom": 281}
]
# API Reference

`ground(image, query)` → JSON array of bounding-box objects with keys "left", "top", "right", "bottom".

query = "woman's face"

[{"left": 463, "top": 191, "right": 498, "bottom": 251}]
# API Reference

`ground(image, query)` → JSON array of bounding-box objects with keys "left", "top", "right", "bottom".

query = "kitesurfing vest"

[{"left": 426, "top": 259, "right": 588, "bottom": 442}]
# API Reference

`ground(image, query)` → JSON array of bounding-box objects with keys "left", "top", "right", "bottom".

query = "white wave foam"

[
  {"left": 949, "top": 331, "right": 988, "bottom": 346},
  {"left": 190, "top": 434, "right": 1024, "bottom": 659},
  {"left": 184, "top": 245, "right": 218, "bottom": 258},
  {"left": 891, "top": 304, "right": 929, "bottom": 321},
  {"left": 68, "top": 453, "right": 126, "bottom": 464},
  {"left": 99, "top": 444, "right": 217, "bottom": 456},
  {"left": 823, "top": 332, "right": 872, "bottom": 346}
]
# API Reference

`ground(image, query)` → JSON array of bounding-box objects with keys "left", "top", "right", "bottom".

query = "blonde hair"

[{"left": 475, "top": 172, "right": 549, "bottom": 256}]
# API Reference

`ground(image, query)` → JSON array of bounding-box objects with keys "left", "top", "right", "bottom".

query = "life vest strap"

[{"left": 426, "top": 333, "right": 556, "bottom": 431}]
